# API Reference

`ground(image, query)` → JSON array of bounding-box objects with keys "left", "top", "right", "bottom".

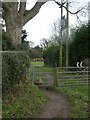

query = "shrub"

[
  {"left": 43, "top": 45, "right": 59, "bottom": 67},
  {"left": 2, "top": 31, "right": 30, "bottom": 92},
  {"left": 2, "top": 51, "right": 30, "bottom": 92}
]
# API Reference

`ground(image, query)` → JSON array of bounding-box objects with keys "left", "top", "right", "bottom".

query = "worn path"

[{"left": 36, "top": 89, "right": 70, "bottom": 118}]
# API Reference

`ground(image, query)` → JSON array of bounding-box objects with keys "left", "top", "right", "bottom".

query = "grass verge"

[
  {"left": 48, "top": 85, "right": 89, "bottom": 118},
  {"left": 2, "top": 78, "right": 48, "bottom": 118}
]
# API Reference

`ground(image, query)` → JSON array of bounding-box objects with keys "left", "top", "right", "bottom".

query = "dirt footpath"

[{"left": 36, "top": 89, "right": 70, "bottom": 118}]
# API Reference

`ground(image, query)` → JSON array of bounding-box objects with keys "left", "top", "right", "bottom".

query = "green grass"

[
  {"left": 2, "top": 79, "right": 48, "bottom": 118},
  {"left": 30, "top": 61, "right": 53, "bottom": 72},
  {"left": 31, "top": 61, "right": 44, "bottom": 66},
  {"left": 50, "top": 85, "right": 89, "bottom": 118}
]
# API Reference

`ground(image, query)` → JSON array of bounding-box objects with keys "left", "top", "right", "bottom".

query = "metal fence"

[
  {"left": 30, "top": 66, "right": 89, "bottom": 87},
  {"left": 30, "top": 65, "right": 54, "bottom": 86},
  {"left": 57, "top": 67, "right": 88, "bottom": 87}
]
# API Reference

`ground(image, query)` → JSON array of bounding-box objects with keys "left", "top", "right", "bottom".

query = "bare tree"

[
  {"left": 49, "top": 18, "right": 61, "bottom": 45},
  {"left": 40, "top": 38, "right": 50, "bottom": 49},
  {"left": 54, "top": 0, "right": 88, "bottom": 24}
]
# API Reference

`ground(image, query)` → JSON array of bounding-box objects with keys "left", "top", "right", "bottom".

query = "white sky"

[{"left": 24, "top": 0, "right": 90, "bottom": 46}]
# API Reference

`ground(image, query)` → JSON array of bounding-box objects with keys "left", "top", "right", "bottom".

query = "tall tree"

[{"left": 69, "top": 23, "right": 89, "bottom": 66}]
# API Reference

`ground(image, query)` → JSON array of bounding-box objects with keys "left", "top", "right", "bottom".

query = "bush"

[
  {"left": 43, "top": 45, "right": 59, "bottom": 67},
  {"left": 2, "top": 31, "right": 30, "bottom": 92},
  {"left": 2, "top": 51, "right": 30, "bottom": 92},
  {"left": 2, "top": 31, "right": 29, "bottom": 51}
]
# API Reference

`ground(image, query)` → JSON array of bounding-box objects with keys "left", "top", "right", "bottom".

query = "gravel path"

[{"left": 36, "top": 89, "right": 70, "bottom": 118}]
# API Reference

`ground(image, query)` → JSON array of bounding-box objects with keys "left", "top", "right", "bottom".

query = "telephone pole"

[
  {"left": 66, "top": 0, "right": 69, "bottom": 67},
  {"left": 60, "top": 0, "right": 63, "bottom": 67}
]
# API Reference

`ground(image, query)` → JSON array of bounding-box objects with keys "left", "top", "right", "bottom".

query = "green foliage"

[
  {"left": 15, "top": 41, "right": 29, "bottom": 51},
  {"left": 2, "top": 31, "right": 29, "bottom": 51},
  {"left": 21, "top": 29, "right": 30, "bottom": 50},
  {"left": 43, "top": 45, "right": 59, "bottom": 67},
  {"left": 2, "top": 80, "right": 48, "bottom": 118},
  {"left": 30, "top": 45, "right": 43, "bottom": 59},
  {"left": 2, "top": 30, "right": 30, "bottom": 92},
  {"left": 69, "top": 23, "right": 90, "bottom": 66},
  {"left": 2, "top": 52, "right": 30, "bottom": 92}
]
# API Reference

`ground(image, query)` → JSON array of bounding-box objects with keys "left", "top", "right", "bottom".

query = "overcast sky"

[{"left": 23, "top": 0, "right": 90, "bottom": 46}]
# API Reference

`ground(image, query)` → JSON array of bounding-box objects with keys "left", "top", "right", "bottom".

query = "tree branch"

[
  {"left": 23, "top": 2, "right": 45, "bottom": 25},
  {"left": 76, "top": 14, "right": 82, "bottom": 23},
  {"left": 55, "top": 1, "right": 85, "bottom": 15},
  {"left": 19, "top": 0, "right": 26, "bottom": 14},
  {"left": 2, "top": 2, "right": 11, "bottom": 19}
]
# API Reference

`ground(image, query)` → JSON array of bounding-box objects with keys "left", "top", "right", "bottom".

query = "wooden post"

[
  {"left": 66, "top": 0, "right": 69, "bottom": 67},
  {"left": 53, "top": 67, "right": 58, "bottom": 87},
  {"left": 32, "top": 66, "right": 34, "bottom": 83},
  {"left": 60, "top": 0, "right": 63, "bottom": 67}
]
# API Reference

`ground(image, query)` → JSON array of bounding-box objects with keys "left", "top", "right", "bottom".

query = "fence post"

[
  {"left": 38, "top": 66, "right": 40, "bottom": 82},
  {"left": 32, "top": 66, "right": 34, "bottom": 83},
  {"left": 53, "top": 67, "right": 58, "bottom": 87}
]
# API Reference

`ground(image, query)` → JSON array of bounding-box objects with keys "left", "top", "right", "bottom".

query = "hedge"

[{"left": 2, "top": 51, "right": 30, "bottom": 92}]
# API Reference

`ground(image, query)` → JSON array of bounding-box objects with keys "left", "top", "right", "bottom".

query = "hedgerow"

[
  {"left": 2, "top": 52, "right": 30, "bottom": 92},
  {"left": 2, "top": 32, "right": 30, "bottom": 92}
]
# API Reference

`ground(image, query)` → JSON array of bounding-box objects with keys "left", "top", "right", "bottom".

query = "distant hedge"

[{"left": 43, "top": 45, "right": 59, "bottom": 67}]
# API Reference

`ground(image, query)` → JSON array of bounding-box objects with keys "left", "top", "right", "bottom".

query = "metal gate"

[
  {"left": 57, "top": 67, "right": 88, "bottom": 87},
  {"left": 30, "top": 65, "right": 54, "bottom": 86},
  {"left": 30, "top": 66, "right": 88, "bottom": 87}
]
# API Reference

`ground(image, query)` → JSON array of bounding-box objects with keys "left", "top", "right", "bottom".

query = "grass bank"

[
  {"left": 49, "top": 85, "right": 89, "bottom": 118},
  {"left": 2, "top": 78, "right": 48, "bottom": 118}
]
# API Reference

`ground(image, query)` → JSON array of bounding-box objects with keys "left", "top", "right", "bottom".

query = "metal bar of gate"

[{"left": 32, "top": 66, "right": 34, "bottom": 83}]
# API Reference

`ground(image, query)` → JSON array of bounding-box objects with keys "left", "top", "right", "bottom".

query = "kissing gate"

[
  {"left": 30, "top": 65, "right": 88, "bottom": 87},
  {"left": 30, "top": 65, "right": 54, "bottom": 86}
]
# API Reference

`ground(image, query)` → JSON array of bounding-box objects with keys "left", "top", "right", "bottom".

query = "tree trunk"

[{"left": 5, "top": 17, "right": 22, "bottom": 46}]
